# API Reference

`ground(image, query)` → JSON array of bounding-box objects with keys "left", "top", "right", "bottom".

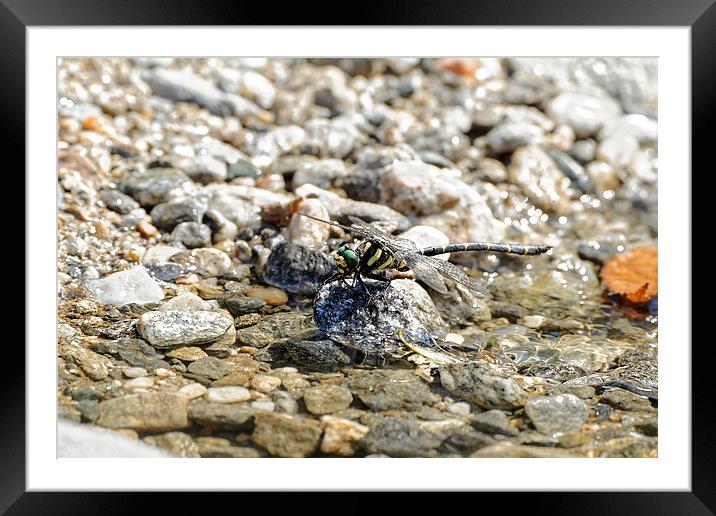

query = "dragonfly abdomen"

[{"left": 419, "top": 242, "right": 552, "bottom": 257}]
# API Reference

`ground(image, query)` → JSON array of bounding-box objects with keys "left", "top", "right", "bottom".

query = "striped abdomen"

[
  {"left": 419, "top": 242, "right": 552, "bottom": 257},
  {"left": 359, "top": 241, "right": 407, "bottom": 272}
]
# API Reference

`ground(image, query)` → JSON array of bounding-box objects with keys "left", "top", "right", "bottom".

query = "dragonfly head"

[{"left": 335, "top": 245, "right": 359, "bottom": 273}]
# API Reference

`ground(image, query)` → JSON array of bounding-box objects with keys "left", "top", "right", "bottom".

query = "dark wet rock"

[
  {"left": 235, "top": 312, "right": 313, "bottom": 348},
  {"left": 600, "top": 388, "right": 654, "bottom": 412},
  {"left": 303, "top": 384, "right": 353, "bottom": 415},
  {"left": 507, "top": 145, "right": 571, "bottom": 215},
  {"left": 439, "top": 363, "right": 528, "bottom": 410},
  {"left": 100, "top": 189, "right": 140, "bottom": 214},
  {"left": 96, "top": 392, "right": 189, "bottom": 432},
  {"left": 203, "top": 209, "right": 239, "bottom": 243},
  {"left": 137, "top": 310, "right": 233, "bottom": 348},
  {"left": 187, "top": 357, "right": 233, "bottom": 380},
  {"left": 76, "top": 399, "right": 100, "bottom": 422},
  {"left": 143, "top": 431, "right": 201, "bottom": 458},
  {"left": 223, "top": 296, "right": 267, "bottom": 317},
  {"left": 119, "top": 167, "right": 195, "bottom": 208},
  {"left": 523, "top": 362, "right": 589, "bottom": 382},
  {"left": 143, "top": 263, "right": 188, "bottom": 282},
  {"left": 262, "top": 243, "right": 336, "bottom": 296},
  {"left": 361, "top": 416, "right": 445, "bottom": 458},
  {"left": 543, "top": 146, "right": 593, "bottom": 193},
  {"left": 188, "top": 400, "right": 254, "bottom": 431},
  {"left": 181, "top": 155, "right": 227, "bottom": 184},
  {"left": 170, "top": 221, "right": 212, "bottom": 249},
  {"left": 347, "top": 369, "right": 434, "bottom": 411},
  {"left": 314, "top": 278, "right": 446, "bottom": 355},
  {"left": 284, "top": 338, "right": 353, "bottom": 371},
  {"left": 150, "top": 197, "right": 206, "bottom": 231},
  {"left": 524, "top": 394, "right": 588, "bottom": 434},
  {"left": 93, "top": 338, "right": 166, "bottom": 370},
  {"left": 251, "top": 412, "right": 322, "bottom": 458},
  {"left": 470, "top": 410, "right": 518, "bottom": 437},
  {"left": 58, "top": 404, "right": 82, "bottom": 423},
  {"left": 577, "top": 240, "right": 620, "bottom": 265}
]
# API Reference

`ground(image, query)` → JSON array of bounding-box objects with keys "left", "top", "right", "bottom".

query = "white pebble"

[
  {"left": 444, "top": 333, "right": 465, "bottom": 345},
  {"left": 207, "top": 386, "right": 251, "bottom": 404},
  {"left": 178, "top": 383, "right": 207, "bottom": 400},
  {"left": 124, "top": 377, "right": 154, "bottom": 389},
  {"left": 154, "top": 368, "right": 172, "bottom": 377},
  {"left": 124, "top": 367, "right": 148, "bottom": 378},
  {"left": 522, "top": 315, "right": 546, "bottom": 329},
  {"left": 448, "top": 402, "right": 471, "bottom": 417},
  {"left": 251, "top": 400, "right": 275, "bottom": 412}
]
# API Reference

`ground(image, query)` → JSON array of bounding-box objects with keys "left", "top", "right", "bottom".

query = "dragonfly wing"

[
  {"left": 402, "top": 253, "right": 449, "bottom": 294},
  {"left": 408, "top": 253, "right": 490, "bottom": 297}
]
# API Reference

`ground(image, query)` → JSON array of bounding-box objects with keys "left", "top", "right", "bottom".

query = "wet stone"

[
  {"left": 362, "top": 416, "right": 444, "bottom": 458},
  {"left": 524, "top": 394, "right": 588, "bottom": 434},
  {"left": 166, "top": 346, "right": 208, "bottom": 362},
  {"left": 71, "top": 386, "right": 101, "bottom": 401},
  {"left": 170, "top": 221, "right": 212, "bottom": 249},
  {"left": 523, "top": 362, "right": 589, "bottom": 382},
  {"left": 150, "top": 197, "right": 206, "bottom": 232},
  {"left": 143, "top": 431, "right": 201, "bottom": 458},
  {"left": 470, "top": 410, "right": 518, "bottom": 437},
  {"left": 320, "top": 416, "right": 370, "bottom": 456},
  {"left": 284, "top": 338, "right": 352, "bottom": 372},
  {"left": 303, "top": 384, "right": 353, "bottom": 415},
  {"left": 76, "top": 399, "right": 100, "bottom": 422},
  {"left": 223, "top": 296, "right": 266, "bottom": 317},
  {"left": 160, "top": 293, "right": 211, "bottom": 312},
  {"left": 119, "top": 167, "right": 195, "bottom": 208},
  {"left": 244, "top": 286, "right": 288, "bottom": 306},
  {"left": 93, "top": 338, "right": 164, "bottom": 370},
  {"left": 207, "top": 386, "right": 251, "bottom": 403},
  {"left": 347, "top": 369, "right": 433, "bottom": 411},
  {"left": 600, "top": 388, "right": 654, "bottom": 412},
  {"left": 439, "top": 363, "right": 529, "bottom": 410},
  {"left": 188, "top": 400, "right": 254, "bottom": 431},
  {"left": 262, "top": 243, "right": 336, "bottom": 296},
  {"left": 96, "top": 392, "right": 189, "bottom": 432},
  {"left": 100, "top": 189, "right": 140, "bottom": 214},
  {"left": 234, "top": 312, "right": 312, "bottom": 348},
  {"left": 137, "top": 310, "right": 233, "bottom": 348},
  {"left": 314, "top": 278, "right": 446, "bottom": 356},
  {"left": 187, "top": 357, "right": 233, "bottom": 380},
  {"left": 251, "top": 412, "right": 323, "bottom": 458},
  {"left": 550, "top": 384, "right": 596, "bottom": 399}
]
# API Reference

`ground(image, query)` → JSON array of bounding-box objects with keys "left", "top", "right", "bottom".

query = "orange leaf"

[{"left": 600, "top": 247, "right": 658, "bottom": 303}]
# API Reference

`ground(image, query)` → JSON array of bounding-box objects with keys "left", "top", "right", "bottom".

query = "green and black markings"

[{"left": 299, "top": 213, "right": 552, "bottom": 296}]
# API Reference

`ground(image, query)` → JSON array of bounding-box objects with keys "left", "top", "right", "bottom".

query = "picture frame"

[{"left": 8, "top": 0, "right": 709, "bottom": 511}]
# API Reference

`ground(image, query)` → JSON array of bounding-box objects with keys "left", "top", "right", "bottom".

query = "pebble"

[
  {"left": 86, "top": 266, "right": 164, "bottom": 305},
  {"left": 320, "top": 416, "right": 369, "bottom": 456},
  {"left": 96, "top": 392, "right": 188, "bottom": 432},
  {"left": 524, "top": 394, "right": 588, "bottom": 434},
  {"left": 447, "top": 401, "right": 471, "bottom": 417},
  {"left": 206, "top": 386, "right": 251, "bottom": 403},
  {"left": 166, "top": 346, "right": 208, "bottom": 362},
  {"left": 223, "top": 296, "right": 266, "bottom": 317},
  {"left": 143, "top": 431, "right": 201, "bottom": 458},
  {"left": 507, "top": 145, "right": 571, "bottom": 214},
  {"left": 188, "top": 400, "right": 254, "bottom": 430},
  {"left": 124, "top": 376, "right": 154, "bottom": 389},
  {"left": 251, "top": 400, "right": 275, "bottom": 412},
  {"left": 170, "top": 221, "right": 212, "bottom": 248},
  {"left": 244, "top": 285, "right": 289, "bottom": 306},
  {"left": 545, "top": 92, "right": 621, "bottom": 138},
  {"left": 347, "top": 369, "right": 434, "bottom": 411},
  {"left": 397, "top": 225, "right": 450, "bottom": 260},
  {"left": 251, "top": 412, "right": 323, "bottom": 458},
  {"left": 100, "top": 189, "right": 140, "bottom": 214},
  {"left": 180, "top": 155, "right": 227, "bottom": 184},
  {"left": 187, "top": 357, "right": 233, "bottom": 380},
  {"left": 362, "top": 416, "right": 444, "bottom": 458},
  {"left": 303, "top": 384, "right": 353, "bottom": 415},
  {"left": 250, "top": 374, "right": 282, "bottom": 394},
  {"left": 150, "top": 196, "right": 206, "bottom": 231},
  {"left": 137, "top": 310, "right": 233, "bottom": 348},
  {"left": 177, "top": 383, "right": 208, "bottom": 400},
  {"left": 470, "top": 409, "right": 518, "bottom": 436},
  {"left": 439, "top": 363, "right": 528, "bottom": 410},
  {"left": 58, "top": 343, "right": 111, "bottom": 381},
  {"left": 141, "top": 245, "right": 182, "bottom": 264},
  {"left": 119, "top": 167, "right": 196, "bottom": 208}
]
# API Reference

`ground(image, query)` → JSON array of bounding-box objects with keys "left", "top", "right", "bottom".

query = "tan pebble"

[
  {"left": 250, "top": 374, "right": 282, "bottom": 393},
  {"left": 136, "top": 220, "right": 158, "bottom": 238},
  {"left": 124, "top": 377, "right": 154, "bottom": 389},
  {"left": 154, "top": 368, "right": 172, "bottom": 377},
  {"left": 93, "top": 221, "right": 110, "bottom": 239},
  {"left": 175, "top": 273, "right": 200, "bottom": 285},
  {"left": 195, "top": 436, "right": 231, "bottom": 447},
  {"left": 320, "top": 416, "right": 369, "bottom": 456},
  {"left": 211, "top": 371, "right": 251, "bottom": 387},
  {"left": 239, "top": 346, "right": 257, "bottom": 354},
  {"left": 178, "top": 383, "right": 207, "bottom": 400},
  {"left": 213, "top": 240, "right": 237, "bottom": 257},
  {"left": 245, "top": 285, "right": 288, "bottom": 306},
  {"left": 166, "top": 346, "right": 208, "bottom": 362}
]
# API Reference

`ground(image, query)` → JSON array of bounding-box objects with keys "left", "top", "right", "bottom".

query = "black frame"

[{"left": 6, "top": 0, "right": 710, "bottom": 513}]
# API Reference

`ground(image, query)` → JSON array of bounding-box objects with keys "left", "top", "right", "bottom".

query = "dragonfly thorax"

[{"left": 335, "top": 245, "right": 360, "bottom": 273}]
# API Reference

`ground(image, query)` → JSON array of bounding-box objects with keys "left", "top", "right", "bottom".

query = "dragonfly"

[{"left": 298, "top": 213, "right": 552, "bottom": 297}]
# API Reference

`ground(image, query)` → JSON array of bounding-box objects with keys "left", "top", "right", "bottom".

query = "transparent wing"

[
  {"left": 347, "top": 216, "right": 417, "bottom": 256},
  {"left": 405, "top": 253, "right": 491, "bottom": 297}
]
